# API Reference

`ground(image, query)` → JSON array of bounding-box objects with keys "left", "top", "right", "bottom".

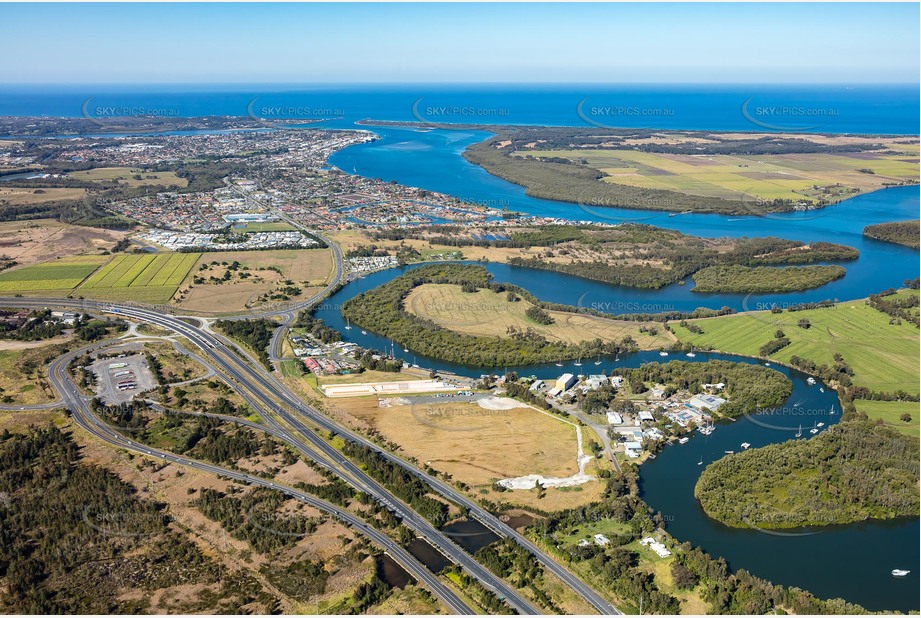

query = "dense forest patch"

[
  {"left": 695, "top": 421, "right": 920, "bottom": 528},
  {"left": 863, "top": 219, "right": 920, "bottom": 249}
]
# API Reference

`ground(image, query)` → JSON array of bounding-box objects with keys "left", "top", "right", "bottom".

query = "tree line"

[{"left": 341, "top": 264, "right": 637, "bottom": 367}]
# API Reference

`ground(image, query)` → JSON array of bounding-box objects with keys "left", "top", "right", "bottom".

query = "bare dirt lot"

[
  {"left": 175, "top": 249, "right": 332, "bottom": 313},
  {"left": 0, "top": 218, "right": 126, "bottom": 267},
  {"left": 340, "top": 397, "right": 580, "bottom": 483}
]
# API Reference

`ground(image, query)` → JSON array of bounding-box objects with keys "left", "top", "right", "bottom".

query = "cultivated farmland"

[
  {"left": 669, "top": 290, "right": 920, "bottom": 395},
  {"left": 0, "top": 255, "right": 108, "bottom": 294},
  {"left": 75, "top": 253, "right": 200, "bottom": 303}
]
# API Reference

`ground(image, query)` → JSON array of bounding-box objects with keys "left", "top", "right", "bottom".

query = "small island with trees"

[
  {"left": 694, "top": 421, "right": 920, "bottom": 529},
  {"left": 341, "top": 263, "right": 664, "bottom": 367},
  {"left": 863, "top": 220, "right": 920, "bottom": 249}
]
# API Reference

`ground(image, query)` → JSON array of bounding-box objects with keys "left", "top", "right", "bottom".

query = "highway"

[
  {"left": 2, "top": 295, "right": 621, "bottom": 614},
  {"left": 42, "top": 341, "right": 474, "bottom": 615},
  {"left": 9, "top": 299, "right": 540, "bottom": 614}
]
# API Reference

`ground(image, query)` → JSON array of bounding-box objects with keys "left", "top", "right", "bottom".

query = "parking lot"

[{"left": 89, "top": 354, "right": 158, "bottom": 405}]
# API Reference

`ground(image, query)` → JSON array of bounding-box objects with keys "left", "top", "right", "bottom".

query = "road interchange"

[{"left": 1, "top": 293, "right": 622, "bottom": 615}]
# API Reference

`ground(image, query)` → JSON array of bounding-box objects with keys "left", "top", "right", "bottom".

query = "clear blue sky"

[{"left": 2, "top": 3, "right": 918, "bottom": 84}]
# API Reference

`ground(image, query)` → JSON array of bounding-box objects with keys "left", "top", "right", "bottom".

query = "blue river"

[
  {"left": 314, "top": 262, "right": 919, "bottom": 612},
  {"left": 3, "top": 84, "right": 918, "bottom": 611}
]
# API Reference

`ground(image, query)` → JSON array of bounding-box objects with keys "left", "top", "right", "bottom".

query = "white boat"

[
  {"left": 817, "top": 422, "right": 825, "bottom": 428},
  {"left": 809, "top": 422, "right": 819, "bottom": 435},
  {"left": 555, "top": 357, "right": 563, "bottom": 367},
  {"left": 819, "top": 387, "right": 825, "bottom": 393},
  {"left": 404, "top": 347, "right": 409, "bottom": 352},
  {"left": 360, "top": 330, "right": 367, "bottom": 335},
  {"left": 594, "top": 355, "right": 602, "bottom": 366},
  {"left": 678, "top": 437, "right": 690, "bottom": 445},
  {"left": 724, "top": 450, "right": 734, "bottom": 455},
  {"left": 659, "top": 351, "right": 669, "bottom": 357},
  {"left": 807, "top": 377, "right": 816, "bottom": 385},
  {"left": 686, "top": 351, "right": 696, "bottom": 357},
  {"left": 829, "top": 406, "right": 836, "bottom": 415},
  {"left": 697, "top": 458, "right": 703, "bottom": 466},
  {"left": 892, "top": 569, "right": 910, "bottom": 577},
  {"left": 741, "top": 442, "right": 751, "bottom": 449},
  {"left": 764, "top": 362, "right": 770, "bottom": 366},
  {"left": 574, "top": 358, "right": 582, "bottom": 366},
  {"left": 795, "top": 424, "right": 803, "bottom": 438},
  {"left": 344, "top": 318, "right": 352, "bottom": 330}
]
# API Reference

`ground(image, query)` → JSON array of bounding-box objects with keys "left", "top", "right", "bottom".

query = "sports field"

[
  {"left": 517, "top": 148, "right": 919, "bottom": 203},
  {"left": 0, "top": 255, "right": 109, "bottom": 294},
  {"left": 74, "top": 253, "right": 200, "bottom": 303},
  {"left": 670, "top": 291, "right": 920, "bottom": 394},
  {"left": 404, "top": 284, "right": 675, "bottom": 349}
]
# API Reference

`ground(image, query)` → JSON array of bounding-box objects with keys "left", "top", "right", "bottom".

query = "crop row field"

[
  {"left": 75, "top": 253, "right": 200, "bottom": 303},
  {"left": 0, "top": 255, "right": 109, "bottom": 294},
  {"left": 0, "top": 252, "right": 199, "bottom": 303}
]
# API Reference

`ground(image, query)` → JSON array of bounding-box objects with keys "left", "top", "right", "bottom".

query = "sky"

[{"left": 1, "top": 3, "right": 918, "bottom": 84}]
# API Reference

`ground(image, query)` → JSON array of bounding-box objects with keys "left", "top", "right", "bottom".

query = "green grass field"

[
  {"left": 855, "top": 400, "right": 920, "bottom": 438},
  {"left": 75, "top": 253, "right": 199, "bottom": 303},
  {"left": 670, "top": 291, "right": 920, "bottom": 395},
  {"left": 0, "top": 255, "right": 108, "bottom": 293},
  {"left": 517, "top": 148, "right": 919, "bottom": 204}
]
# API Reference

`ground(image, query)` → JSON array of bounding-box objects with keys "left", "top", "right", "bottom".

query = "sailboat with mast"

[
  {"left": 344, "top": 317, "right": 352, "bottom": 330},
  {"left": 795, "top": 424, "right": 803, "bottom": 438}
]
